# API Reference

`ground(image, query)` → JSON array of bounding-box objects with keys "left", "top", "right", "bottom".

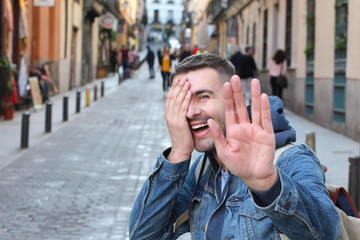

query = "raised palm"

[{"left": 208, "top": 77, "right": 277, "bottom": 190}]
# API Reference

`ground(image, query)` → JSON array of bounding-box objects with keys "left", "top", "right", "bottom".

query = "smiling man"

[{"left": 129, "top": 54, "right": 340, "bottom": 240}]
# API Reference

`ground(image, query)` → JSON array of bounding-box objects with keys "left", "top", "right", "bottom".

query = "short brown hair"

[{"left": 170, "top": 53, "right": 235, "bottom": 83}]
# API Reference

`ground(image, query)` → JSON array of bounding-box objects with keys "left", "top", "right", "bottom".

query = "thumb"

[{"left": 208, "top": 119, "right": 228, "bottom": 152}]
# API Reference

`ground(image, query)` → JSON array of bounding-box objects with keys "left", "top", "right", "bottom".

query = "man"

[
  {"left": 229, "top": 47, "right": 243, "bottom": 77},
  {"left": 179, "top": 44, "right": 191, "bottom": 63},
  {"left": 238, "top": 46, "right": 258, "bottom": 105},
  {"left": 129, "top": 54, "right": 340, "bottom": 239},
  {"left": 146, "top": 46, "right": 155, "bottom": 79},
  {"left": 120, "top": 45, "right": 129, "bottom": 78}
]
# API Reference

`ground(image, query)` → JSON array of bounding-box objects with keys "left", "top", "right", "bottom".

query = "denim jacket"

[
  {"left": 129, "top": 97, "right": 340, "bottom": 239},
  {"left": 129, "top": 144, "right": 340, "bottom": 239}
]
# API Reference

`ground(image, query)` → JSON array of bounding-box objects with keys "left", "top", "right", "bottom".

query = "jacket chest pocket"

[{"left": 226, "top": 196, "right": 275, "bottom": 240}]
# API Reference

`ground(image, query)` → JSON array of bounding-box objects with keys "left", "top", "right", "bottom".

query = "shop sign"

[
  {"left": 100, "top": 13, "right": 116, "bottom": 29},
  {"left": 34, "top": 0, "right": 55, "bottom": 7}
]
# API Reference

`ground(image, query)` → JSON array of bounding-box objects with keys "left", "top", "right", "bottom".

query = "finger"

[
  {"left": 208, "top": 119, "right": 228, "bottom": 154},
  {"left": 223, "top": 82, "right": 238, "bottom": 125},
  {"left": 231, "top": 76, "right": 250, "bottom": 123},
  {"left": 166, "top": 77, "right": 180, "bottom": 113},
  {"left": 250, "top": 79, "right": 261, "bottom": 126},
  {"left": 173, "top": 81, "right": 190, "bottom": 114},
  {"left": 260, "top": 93, "right": 274, "bottom": 133},
  {"left": 180, "top": 90, "right": 192, "bottom": 114},
  {"left": 166, "top": 78, "right": 184, "bottom": 113}
]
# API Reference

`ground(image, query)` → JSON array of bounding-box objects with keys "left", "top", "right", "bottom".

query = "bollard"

[
  {"left": 45, "top": 101, "right": 52, "bottom": 133},
  {"left": 348, "top": 156, "right": 360, "bottom": 210},
  {"left": 306, "top": 132, "right": 316, "bottom": 152},
  {"left": 101, "top": 81, "right": 104, "bottom": 97},
  {"left": 86, "top": 88, "right": 91, "bottom": 107},
  {"left": 76, "top": 90, "right": 81, "bottom": 113},
  {"left": 63, "top": 96, "right": 68, "bottom": 122},
  {"left": 20, "top": 112, "right": 31, "bottom": 148},
  {"left": 94, "top": 84, "right": 98, "bottom": 101}
]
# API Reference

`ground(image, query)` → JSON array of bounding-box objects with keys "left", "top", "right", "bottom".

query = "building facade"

[
  {"left": 187, "top": 0, "right": 360, "bottom": 141},
  {"left": 0, "top": 0, "right": 145, "bottom": 119},
  {"left": 146, "top": 0, "right": 184, "bottom": 41}
]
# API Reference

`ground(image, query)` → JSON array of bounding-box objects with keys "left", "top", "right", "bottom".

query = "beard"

[
  {"left": 194, "top": 137, "right": 216, "bottom": 153},
  {"left": 189, "top": 114, "right": 226, "bottom": 153}
]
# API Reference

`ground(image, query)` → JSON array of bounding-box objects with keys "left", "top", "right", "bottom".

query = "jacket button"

[
  {"left": 284, "top": 199, "right": 291, "bottom": 209},
  {"left": 201, "top": 225, "right": 206, "bottom": 232}
]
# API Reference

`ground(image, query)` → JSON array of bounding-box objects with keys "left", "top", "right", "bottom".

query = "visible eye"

[{"left": 198, "top": 95, "right": 209, "bottom": 101}]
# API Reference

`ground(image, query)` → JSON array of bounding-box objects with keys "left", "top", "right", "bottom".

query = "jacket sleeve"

[
  {"left": 252, "top": 145, "right": 341, "bottom": 240},
  {"left": 129, "top": 148, "right": 198, "bottom": 239}
]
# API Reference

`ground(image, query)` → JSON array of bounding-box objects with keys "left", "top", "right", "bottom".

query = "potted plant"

[
  {"left": 0, "top": 56, "right": 14, "bottom": 120},
  {"left": 96, "top": 59, "right": 109, "bottom": 78}
]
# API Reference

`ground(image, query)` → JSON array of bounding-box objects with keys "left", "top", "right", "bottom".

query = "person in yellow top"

[{"left": 159, "top": 45, "right": 175, "bottom": 92}]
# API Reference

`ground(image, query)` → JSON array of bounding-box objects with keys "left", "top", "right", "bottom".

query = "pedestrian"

[
  {"left": 146, "top": 46, "right": 155, "bottom": 79},
  {"left": 128, "top": 45, "right": 138, "bottom": 75},
  {"left": 120, "top": 45, "right": 129, "bottom": 78},
  {"left": 110, "top": 47, "right": 118, "bottom": 73},
  {"left": 178, "top": 44, "right": 191, "bottom": 62},
  {"left": 191, "top": 44, "right": 199, "bottom": 55},
  {"left": 229, "top": 47, "right": 243, "bottom": 77},
  {"left": 129, "top": 54, "right": 340, "bottom": 239},
  {"left": 159, "top": 44, "right": 175, "bottom": 92},
  {"left": 269, "top": 49, "right": 287, "bottom": 99},
  {"left": 238, "top": 46, "right": 258, "bottom": 105},
  {"left": 39, "top": 61, "right": 58, "bottom": 102}
]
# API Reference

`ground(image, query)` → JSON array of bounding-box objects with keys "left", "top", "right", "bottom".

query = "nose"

[{"left": 186, "top": 101, "right": 201, "bottom": 119}]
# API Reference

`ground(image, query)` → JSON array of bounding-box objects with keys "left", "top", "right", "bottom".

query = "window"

[
  {"left": 285, "top": 0, "right": 292, "bottom": 66},
  {"left": 252, "top": 22, "right": 256, "bottom": 51},
  {"left": 153, "top": 10, "right": 160, "bottom": 24},
  {"left": 262, "top": 9, "right": 268, "bottom": 69},
  {"left": 333, "top": 0, "right": 348, "bottom": 123},
  {"left": 167, "top": 10, "right": 174, "bottom": 24},
  {"left": 246, "top": 26, "right": 250, "bottom": 46},
  {"left": 227, "top": 16, "right": 237, "bottom": 37},
  {"left": 305, "top": 0, "right": 315, "bottom": 60},
  {"left": 305, "top": 0, "right": 316, "bottom": 115},
  {"left": 335, "top": 0, "right": 347, "bottom": 59}
]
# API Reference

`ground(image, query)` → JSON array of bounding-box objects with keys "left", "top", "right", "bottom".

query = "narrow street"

[
  {"left": 0, "top": 64, "right": 172, "bottom": 240},
  {"left": 0, "top": 61, "right": 359, "bottom": 239}
]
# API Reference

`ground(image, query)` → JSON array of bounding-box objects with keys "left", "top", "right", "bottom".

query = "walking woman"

[
  {"left": 159, "top": 45, "right": 174, "bottom": 92},
  {"left": 269, "top": 49, "right": 287, "bottom": 99}
]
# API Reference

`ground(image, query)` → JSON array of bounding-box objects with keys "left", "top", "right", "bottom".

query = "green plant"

[
  {"left": 97, "top": 59, "right": 110, "bottom": 68},
  {"left": 304, "top": 43, "right": 314, "bottom": 55},
  {"left": 335, "top": 38, "right": 347, "bottom": 51},
  {"left": 0, "top": 56, "right": 13, "bottom": 97}
]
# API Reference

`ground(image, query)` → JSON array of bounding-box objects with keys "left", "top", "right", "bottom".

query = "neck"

[{"left": 211, "top": 150, "right": 227, "bottom": 172}]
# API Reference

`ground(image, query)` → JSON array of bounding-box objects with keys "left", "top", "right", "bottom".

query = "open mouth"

[
  {"left": 190, "top": 123, "right": 210, "bottom": 137},
  {"left": 191, "top": 123, "right": 209, "bottom": 131}
]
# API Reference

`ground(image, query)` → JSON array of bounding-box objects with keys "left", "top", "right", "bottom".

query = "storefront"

[{"left": 1, "top": 0, "right": 30, "bottom": 119}]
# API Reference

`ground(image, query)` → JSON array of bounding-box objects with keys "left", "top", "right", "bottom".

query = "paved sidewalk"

[{"left": 0, "top": 73, "right": 121, "bottom": 170}]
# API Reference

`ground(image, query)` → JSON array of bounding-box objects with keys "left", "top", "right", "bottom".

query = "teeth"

[{"left": 191, "top": 124, "right": 208, "bottom": 130}]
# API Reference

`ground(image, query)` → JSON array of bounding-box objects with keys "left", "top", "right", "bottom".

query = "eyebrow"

[{"left": 194, "top": 89, "right": 215, "bottom": 96}]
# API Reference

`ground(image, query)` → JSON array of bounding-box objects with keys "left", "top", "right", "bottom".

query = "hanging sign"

[
  {"left": 100, "top": 13, "right": 116, "bottom": 29},
  {"left": 34, "top": 0, "right": 55, "bottom": 7}
]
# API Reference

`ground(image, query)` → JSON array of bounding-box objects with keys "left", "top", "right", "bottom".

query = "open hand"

[{"left": 208, "top": 77, "right": 277, "bottom": 190}]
